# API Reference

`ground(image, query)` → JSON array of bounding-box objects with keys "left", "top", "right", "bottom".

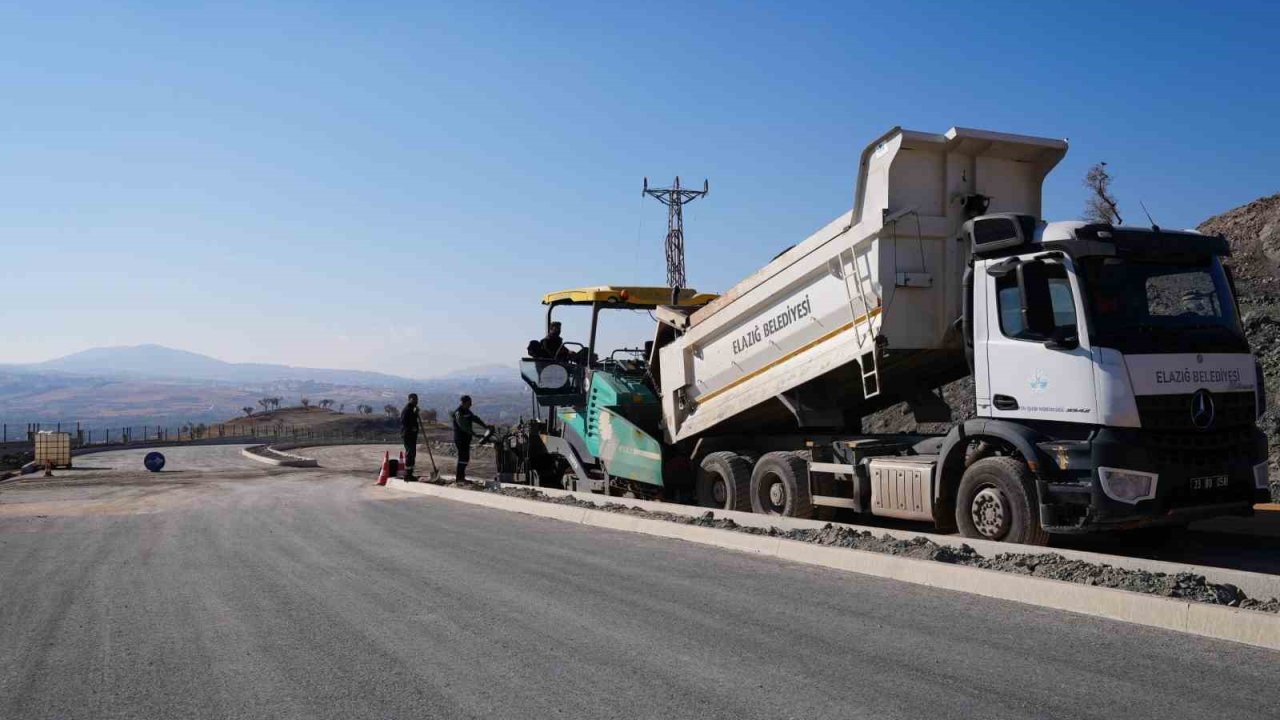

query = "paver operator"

[
  {"left": 399, "top": 393, "right": 421, "bottom": 481},
  {"left": 450, "top": 395, "right": 489, "bottom": 483}
]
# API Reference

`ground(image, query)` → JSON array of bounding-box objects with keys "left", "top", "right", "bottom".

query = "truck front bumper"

[{"left": 1037, "top": 426, "right": 1269, "bottom": 533}]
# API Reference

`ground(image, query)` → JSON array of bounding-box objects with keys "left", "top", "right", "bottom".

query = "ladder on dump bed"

[{"left": 836, "top": 243, "right": 881, "bottom": 399}]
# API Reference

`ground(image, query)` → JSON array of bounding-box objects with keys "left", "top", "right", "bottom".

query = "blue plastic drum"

[{"left": 144, "top": 451, "right": 166, "bottom": 473}]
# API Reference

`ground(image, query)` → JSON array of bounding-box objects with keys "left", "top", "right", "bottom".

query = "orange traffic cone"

[{"left": 376, "top": 451, "right": 390, "bottom": 486}]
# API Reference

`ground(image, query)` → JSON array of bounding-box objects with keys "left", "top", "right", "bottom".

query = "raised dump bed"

[{"left": 657, "top": 127, "right": 1067, "bottom": 442}]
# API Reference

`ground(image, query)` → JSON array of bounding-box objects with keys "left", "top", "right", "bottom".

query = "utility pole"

[{"left": 643, "top": 176, "right": 708, "bottom": 289}]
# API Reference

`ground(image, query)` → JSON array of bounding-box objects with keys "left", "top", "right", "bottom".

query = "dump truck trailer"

[{"left": 519, "top": 126, "right": 1270, "bottom": 544}]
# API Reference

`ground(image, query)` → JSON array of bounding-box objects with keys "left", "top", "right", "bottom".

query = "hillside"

[
  {"left": 1199, "top": 192, "right": 1280, "bottom": 484},
  {"left": 222, "top": 407, "right": 405, "bottom": 435},
  {"left": 0, "top": 344, "right": 527, "bottom": 429},
  {"left": 0, "top": 370, "right": 528, "bottom": 430},
  {"left": 29, "top": 344, "right": 423, "bottom": 388},
  {"left": 1199, "top": 193, "right": 1280, "bottom": 311},
  {"left": 219, "top": 407, "right": 465, "bottom": 447}
]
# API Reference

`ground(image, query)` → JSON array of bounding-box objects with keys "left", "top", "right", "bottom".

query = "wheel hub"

[
  {"left": 971, "top": 487, "right": 1010, "bottom": 539},
  {"left": 711, "top": 478, "right": 727, "bottom": 505},
  {"left": 768, "top": 481, "right": 786, "bottom": 507}
]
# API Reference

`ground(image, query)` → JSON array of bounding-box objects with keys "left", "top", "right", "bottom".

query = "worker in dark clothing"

[
  {"left": 450, "top": 395, "right": 489, "bottom": 483},
  {"left": 400, "top": 393, "right": 421, "bottom": 481},
  {"left": 539, "top": 321, "right": 569, "bottom": 360}
]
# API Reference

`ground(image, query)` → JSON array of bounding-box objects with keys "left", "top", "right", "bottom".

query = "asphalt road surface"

[
  {"left": 1, "top": 445, "right": 1278, "bottom": 720},
  {"left": 75, "top": 443, "right": 265, "bottom": 472}
]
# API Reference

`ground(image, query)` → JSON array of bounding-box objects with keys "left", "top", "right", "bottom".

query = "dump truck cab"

[
  {"left": 963, "top": 215, "right": 1270, "bottom": 533},
  {"left": 519, "top": 286, "right": 716, "bottom": 495}
]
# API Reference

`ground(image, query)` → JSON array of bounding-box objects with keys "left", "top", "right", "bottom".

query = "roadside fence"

[{"left": 1, "top": 421, "right": 403, "bottom": 451}]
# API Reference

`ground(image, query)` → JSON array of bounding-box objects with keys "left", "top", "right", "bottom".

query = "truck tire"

[
  {"left": 750, "top": 452, "right": 814, "bottom": 518},
  {"left": 695, "top": 452, "right": 752, "bottom": 512},
  {"left": 955, "top": 456, "right": 1049, "bottom": 546}
]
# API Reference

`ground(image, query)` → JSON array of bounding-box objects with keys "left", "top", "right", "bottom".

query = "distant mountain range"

[
  {"left": 7, "top": 344, "right": 514, "bottom": 387},
  {"left": 0, "top": 345, "right": 524, "bottom": 427}
]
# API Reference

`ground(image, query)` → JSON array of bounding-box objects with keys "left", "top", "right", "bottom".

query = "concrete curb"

[
  {"left": 499, "top": 483, "right": 1280, "bottom": 601},
  {"left": 385, "top": 478, "right": 1280, "bottom": 652},
  {"left": 240, "top": 445, "right": 319, "bottom": 468}
]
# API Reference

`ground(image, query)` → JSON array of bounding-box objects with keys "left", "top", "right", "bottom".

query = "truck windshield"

[{"left": 1076, "top": 256, "right": 1246, "bottom": 354}]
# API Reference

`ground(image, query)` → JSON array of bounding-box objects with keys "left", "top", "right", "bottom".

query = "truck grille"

[
  {"left": 1143, "top": 428, "right": 1254, "bottom": 508},
  {"left": 1143, "top": 428, "right": 1254, "bottom": 470},
  {"left": 1135, "top": 391, "right": 1255, "bottom": 432}
]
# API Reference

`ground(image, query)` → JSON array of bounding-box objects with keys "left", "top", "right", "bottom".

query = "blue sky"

[{"left": 3, "top": 1, "right": 1277, "bottom": 377}]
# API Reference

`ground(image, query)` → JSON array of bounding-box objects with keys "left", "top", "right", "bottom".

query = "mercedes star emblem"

[{"left": 1191, "top": 388, "right": 1215, "bottom": 429}]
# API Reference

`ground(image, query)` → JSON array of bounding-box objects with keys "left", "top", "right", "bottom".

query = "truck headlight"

[
  {"left": 1257, "top": 462, "right": 1271, "bottom": 491},
  {"left": 1098, "top": 467, "right": 1159, "bottom": 504}
]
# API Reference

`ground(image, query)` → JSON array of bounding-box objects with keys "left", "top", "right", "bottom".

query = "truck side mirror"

[{"left": 1017, "top": 260, "right": 1056, "bottom": 337}]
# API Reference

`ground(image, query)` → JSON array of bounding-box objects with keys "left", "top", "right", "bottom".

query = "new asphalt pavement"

[{"left": 1, "top": 445, "right": 1277, "bottom": 719}]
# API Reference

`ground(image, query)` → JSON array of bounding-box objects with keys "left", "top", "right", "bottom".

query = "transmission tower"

[{"left": 643, "top": 176, "right": 708, "bottom": 289}]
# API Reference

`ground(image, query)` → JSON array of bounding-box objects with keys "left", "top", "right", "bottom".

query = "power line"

[{"left": 642, "top": 176, "right": 708, "bottom": 289}]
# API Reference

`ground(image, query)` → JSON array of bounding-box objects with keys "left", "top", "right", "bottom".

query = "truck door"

[{"left": 981, "top": 255, "right": 1097, "bottom": 424}]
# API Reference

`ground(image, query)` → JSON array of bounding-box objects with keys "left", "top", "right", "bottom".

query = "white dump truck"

[{"left": 518, "top": 126, "right": 1270, "bottom": 544}]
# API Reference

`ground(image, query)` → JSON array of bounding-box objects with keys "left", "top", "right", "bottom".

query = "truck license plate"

[{"left": 1190, "top": 475, "right": 1228, "bottom": 491}]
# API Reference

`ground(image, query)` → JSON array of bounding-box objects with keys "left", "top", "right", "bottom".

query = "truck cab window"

[{"left": 996, "top": 263, "right": 1077, "bottom": 341}]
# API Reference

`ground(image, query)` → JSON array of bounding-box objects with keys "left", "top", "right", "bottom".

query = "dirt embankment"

[
  {"left": 222, "top": 407, "right": 410, "bottom": 435},
  {"left": 1201, "top": 193, "right": 1280, "bottom": 493}
]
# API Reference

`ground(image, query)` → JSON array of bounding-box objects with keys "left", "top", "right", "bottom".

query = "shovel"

[{"left": 417, "top": 409, "right": 442, "bottom": 483}]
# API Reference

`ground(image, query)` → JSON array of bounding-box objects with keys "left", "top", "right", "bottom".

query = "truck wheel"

[
  {"left": 750, "top": 452, "right": 814, "bottom": 518},
  {"left": 955, "top": 456, "right": 1049, "bottom": 546},
  {"left": 696, "top": 452, "right": 752, "bottom": 511}
]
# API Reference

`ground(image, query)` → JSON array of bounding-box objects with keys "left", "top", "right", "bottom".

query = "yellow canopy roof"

[{"left": 541, "top": 286, "right": 717, "bottom": 308}]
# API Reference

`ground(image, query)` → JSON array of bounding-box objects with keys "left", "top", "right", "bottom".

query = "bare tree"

[
  {"left": 242, "top": 406, "right": 255, "bottom": 417},
  {"left": 318, "top": 399, "right": 334, "bottom": 410},
  {"left": 301, "top": 398, "right": 311, "bottom": 408},
  {"left": 272, "top": 397, "right": 282, "bottom": 410},
  {"left": 259, "top": 398, "right": 272, "bottom": 413},
  {"left": 1083, "top": 162, "right": 1122, "bottom": 224},
  {"left": 339, "top": 403, "right": 346, "bottom": 414},
  {"left": 359, "top": 404, "right": 374, "bottom": 415},
  {"left": 383, "top": 404, "right": 397, "bottom": 418}
]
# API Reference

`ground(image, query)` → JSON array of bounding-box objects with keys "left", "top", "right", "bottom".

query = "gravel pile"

[
  {"left": 1201, "top": 193, "right": 1280, "bottom": 500},
  {"left": 1200, "top": 192, "right": 1280, "bottom": 302},
  {"left": 443, "top": 480, "right": 1280, "bottom": 613}
]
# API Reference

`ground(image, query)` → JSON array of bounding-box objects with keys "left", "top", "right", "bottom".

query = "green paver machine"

[{"left": 513, "top": 286, "right": 716, "bottom": 498}]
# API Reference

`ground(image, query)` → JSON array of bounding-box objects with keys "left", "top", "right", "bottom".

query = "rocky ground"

[
  {"left": 1202, "top": 193, "right": 1280, "bottom": 499},
  {"left": 866, "top": 193, "right": 1280, "bottom": 501}
]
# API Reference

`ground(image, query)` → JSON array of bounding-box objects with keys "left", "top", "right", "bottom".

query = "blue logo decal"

[{"left": 1029, "top": 371, "right": 1049, "bottom": 394}]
